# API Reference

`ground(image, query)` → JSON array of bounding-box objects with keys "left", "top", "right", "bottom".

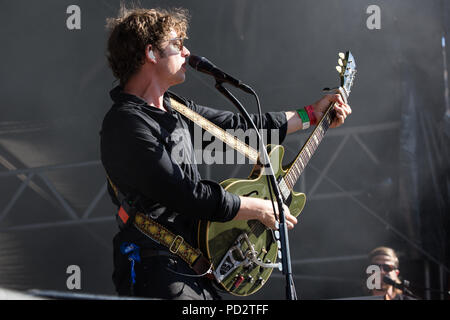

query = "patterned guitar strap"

[{"left": 169, "top": 98, "right": 259, "bottom": 163}]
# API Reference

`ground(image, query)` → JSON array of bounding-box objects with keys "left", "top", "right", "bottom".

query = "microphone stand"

[
  {"left": 401, "top": 287, "right": 420, "bottom": 300},
  {"left": 215, "top": 80, "right": 298, "bottom": 300}
]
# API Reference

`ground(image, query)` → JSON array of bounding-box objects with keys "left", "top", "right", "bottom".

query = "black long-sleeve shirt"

[{"left": 100, "top": 86, "right": 288, "bottom": 248}]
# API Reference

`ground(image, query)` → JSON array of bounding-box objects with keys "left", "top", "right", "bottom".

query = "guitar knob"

[
  {"left": 338, "top": 59, "right": 344, "bottom": 66},
  {"left": 247, "top": 275, "right": 254, "bottom": 283},
  {"left": 232, "top": 275, "right": 245, "bottom": 290},
  {"left": 339, "top": 52, "right": 346, "bottom": 59},
  {"left": 336, "top": 66, "right": 343, "bottom": 73}
]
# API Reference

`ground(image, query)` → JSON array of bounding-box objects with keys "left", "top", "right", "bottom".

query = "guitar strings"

[{"left": 246, "top": 108, "right": 335, "bottom": 242}]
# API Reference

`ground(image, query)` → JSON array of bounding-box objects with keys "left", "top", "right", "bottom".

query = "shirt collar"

[
  {"left": 110, "top": 85, "right": 148, "bottom": 106},
  {"left": 110, "top": 85, "right": 177, "bottom": 116}
]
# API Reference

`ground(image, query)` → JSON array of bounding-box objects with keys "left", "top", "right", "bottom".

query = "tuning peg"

[
  {"left": 339, "top": 52, "right": 346, "bottom": 59},
  {"left": 336, "top": 66, "right": 342, "bottom": 73},
  {"left": 338, "top": 59, "right": 344, "bottom": 66}
]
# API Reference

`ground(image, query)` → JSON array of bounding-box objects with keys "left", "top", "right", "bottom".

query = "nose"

[{"left": 182, "top": 46, "right": 190, "bottom": 57}]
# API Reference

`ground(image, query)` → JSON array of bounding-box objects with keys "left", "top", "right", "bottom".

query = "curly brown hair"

[{"left": 106, "top": 5, "right": 189, "bottom": 85}]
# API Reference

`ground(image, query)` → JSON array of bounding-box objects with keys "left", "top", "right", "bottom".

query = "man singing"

[{"left": 100, "top": 6, "right": 351, "bottom": 300}]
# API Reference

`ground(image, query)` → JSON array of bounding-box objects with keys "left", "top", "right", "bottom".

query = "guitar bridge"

[
  {"left": 213, "top": 233, "right": 253, "bottom": 283},
  {"left": 213, "top": 232, "right": 281, "bottom": 284}
]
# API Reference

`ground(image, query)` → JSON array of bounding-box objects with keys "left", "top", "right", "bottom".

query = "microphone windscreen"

[
  {"left": 188, "top": 55, "right": 214, "bottom": 73},
  {"left": 188, "top": 55, "right": 204, "bottom": 69}
]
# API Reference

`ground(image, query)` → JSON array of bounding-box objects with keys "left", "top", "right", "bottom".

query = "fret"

[
  {"left": 285, "top": 175, "right": 293, "bottom": 190},
  {"left": 295, "top": 162, "right": 303, "bottom": 178},
  {"left": 305, "top": 146, "right": 311, "bottom": 159},
  {"left": 290, "top": 173, "right": 296, "bottom": 189},
  {"left": 318, "top": 125, "right": 324, "bottom": 139},
  {"left": 311, "top": 136, "right": 318, "bottom": 149},
  {"left": 287, "top": 167, "right": 296, "bottom": 188},
  {"left": 298, "top": 157, "right": 305, "bottom": 170},
  {"left": 310, "top": 139, "right": 318, "bottom": 153},
  {"left": 296, "top": 160, "right": 304, "bottom": 173},
  {"left": 301, "top": 151, "right": 308, "bottom": 166},
  {"left": 292, "top": 163, "right": 300, "bottom": 181},
  {"left": 290, "top": 164, "right": 297, "bottom": 180},
  {"left": 307, "top": 142, "right": 313, "bottom": 154},
  {"left": 307, "top": 139, "right": 314, "bottom": 152},
  {"left": 325, "top": 114, "right": 332, "bottom": 128},
  {"left": 318, "top": 127, "right": 325, "bottom": 139},
  {"left": 308, "top": 140, "right": 315, "bottom": 153}
]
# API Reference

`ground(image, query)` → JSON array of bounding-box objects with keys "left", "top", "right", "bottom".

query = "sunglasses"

[
  {"left": 167, "top": 37, "right": 185, "bottom": 52},
  {"left": 376, "top": 264, "right": 397, "bottom": 272}
]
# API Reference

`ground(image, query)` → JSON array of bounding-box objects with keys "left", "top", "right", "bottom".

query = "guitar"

[{"left": 197, "top": 52, "right": 357, "bottom": 296}]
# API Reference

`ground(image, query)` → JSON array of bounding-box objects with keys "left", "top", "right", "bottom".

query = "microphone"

[
  {"left": 188, "top": 55, "right": 253, "bottom": 93},
  {"left": 383, "top": 275, "right": 423, "bottom": 299},
  {"left": 383, "top": 275, "right": 410, "bottom": 290}
]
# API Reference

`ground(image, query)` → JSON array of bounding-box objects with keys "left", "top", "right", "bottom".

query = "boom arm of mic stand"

[{"left": 214, "top": 81, "right": 297, "bottom": 300}]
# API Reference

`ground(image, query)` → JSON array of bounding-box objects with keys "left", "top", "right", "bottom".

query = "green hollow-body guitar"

[{"left": 197, "top": 52, "right": 357, "bottom": 296}]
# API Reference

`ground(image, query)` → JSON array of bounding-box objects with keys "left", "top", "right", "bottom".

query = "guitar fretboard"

[{"left": 283, "top": 105, "right": 335, "bottom": 191}]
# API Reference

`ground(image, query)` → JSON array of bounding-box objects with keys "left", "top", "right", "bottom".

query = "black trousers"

[{"left": 112, "top": 237, "right": 221, "bottom": 300}]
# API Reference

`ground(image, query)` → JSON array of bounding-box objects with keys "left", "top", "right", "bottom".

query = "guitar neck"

[{"left": 283, "top": 103, "right": 336, "bottom": 190}]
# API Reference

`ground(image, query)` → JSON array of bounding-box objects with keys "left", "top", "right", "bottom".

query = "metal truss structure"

[{"left": 0, "top": 120, "right": 447, "bottom": 298}]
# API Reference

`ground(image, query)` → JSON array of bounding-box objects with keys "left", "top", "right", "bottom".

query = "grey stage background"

[{"left": 0, "top": 0, "right": 449, "bottom": 299}]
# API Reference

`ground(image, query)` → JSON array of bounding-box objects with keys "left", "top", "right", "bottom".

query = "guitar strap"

[
  {"left": 169, "top": 98, "right": 259, "bottom": 163},
  {"left": 107, "top": 175, "right": 213, "bottom": 279}
]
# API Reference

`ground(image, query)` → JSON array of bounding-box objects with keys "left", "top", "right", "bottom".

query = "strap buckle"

[{"left": 169, "top": 235, "right": 184, "bottom": 254}]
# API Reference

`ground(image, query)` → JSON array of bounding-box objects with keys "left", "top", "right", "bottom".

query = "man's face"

[
  {"left": 155, "top": 29, "right": 190, "bottom": 86},
  {"left": 371, "top": 255, "right": 399, "bottom": 291}
]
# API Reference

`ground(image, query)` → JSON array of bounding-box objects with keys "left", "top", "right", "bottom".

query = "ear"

[{"left": 146, "top": 45, "right": 156, "bottom": 63}]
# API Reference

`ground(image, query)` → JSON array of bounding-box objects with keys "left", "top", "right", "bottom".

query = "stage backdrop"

[{"left": 0, "top": 0, "right": 448, "bottom": 299}]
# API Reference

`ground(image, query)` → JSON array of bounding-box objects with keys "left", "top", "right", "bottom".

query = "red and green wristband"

[
  {"left": 304, "top": 105, "right": 318, "bottom": 126},
  {"left": 296, "top": 105, "right": 318, "bottom": 129},
  {"left": 296, "top": 108, "right": 310, "bottom": 129}
]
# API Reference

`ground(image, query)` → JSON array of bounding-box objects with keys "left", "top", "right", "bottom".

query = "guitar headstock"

[{"left": 335, "top": 51, "right": 357, "bottom": 101}]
